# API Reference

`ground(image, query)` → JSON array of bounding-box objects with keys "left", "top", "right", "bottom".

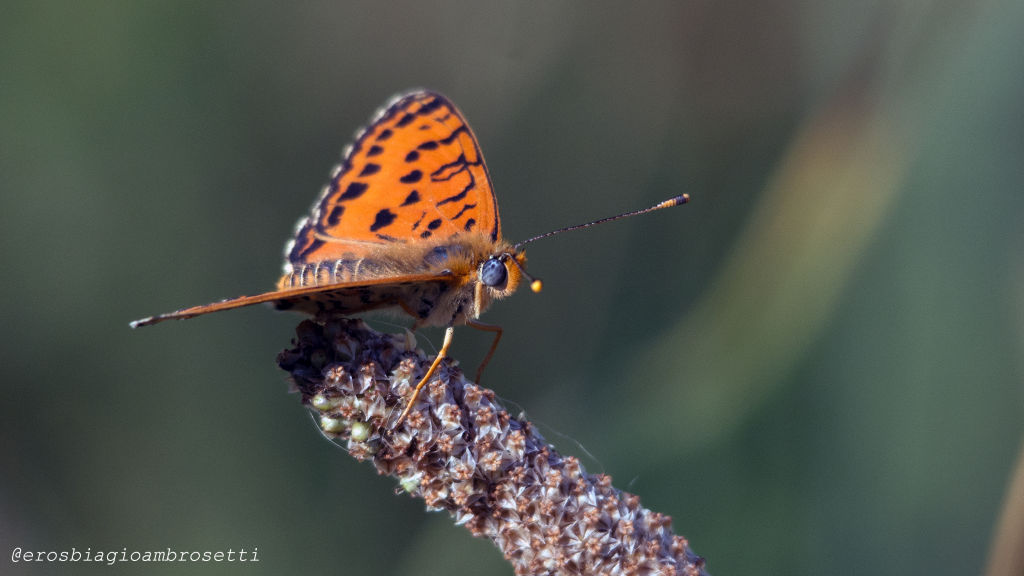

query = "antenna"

[
  {"left": 514, "top": 194, "right": 689, "bottom": 250},
  {"left": 504, "top": 253, "right": 544, "bottom": 293}
]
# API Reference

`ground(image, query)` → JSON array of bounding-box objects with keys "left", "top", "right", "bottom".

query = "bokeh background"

[{"left": 3, "top": 1, "right": 1023, "bottom": 575}]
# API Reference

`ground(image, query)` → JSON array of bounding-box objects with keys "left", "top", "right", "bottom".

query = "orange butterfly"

[{"left": 132, "top": 90, "right": 687, "bottom": 423}]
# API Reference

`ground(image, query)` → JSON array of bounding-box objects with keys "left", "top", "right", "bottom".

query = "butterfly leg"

[
  {"left": 396, "top": 325, "right": 455, "bottom": 425},
  {"left": 467, "top": 319, "right": 502, "bottom": 384}
]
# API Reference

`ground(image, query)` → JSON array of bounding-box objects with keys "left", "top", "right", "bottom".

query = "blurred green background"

[{"left": 3, "top": 1, "right": 1022, "bottom": 574}]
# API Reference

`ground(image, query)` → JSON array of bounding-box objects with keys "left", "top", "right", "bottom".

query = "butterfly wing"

[
  {"left": 133, "top": 91, "right": 497, "bottom": 329},
  {"left": 285, "top": 90, "right": 501, "bottom": 274},
  {"left": 130, "top": 273, "right": 457, "bottom": 328}
]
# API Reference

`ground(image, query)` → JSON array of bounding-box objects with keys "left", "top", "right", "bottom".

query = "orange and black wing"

[
  {"left": 132, "top": 91, "right": 495, "bottom": 328},
  {"left": 285, "top": 90, "right": 501, "bottom": 271}
]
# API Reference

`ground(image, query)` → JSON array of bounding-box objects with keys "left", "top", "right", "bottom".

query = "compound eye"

[{"left": 480, "top": 257, "right": 508, "bottom": 288}]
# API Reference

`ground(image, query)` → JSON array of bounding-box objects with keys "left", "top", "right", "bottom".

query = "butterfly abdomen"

[
  {"left": 271, "top": 261, "right": 465, "bottom": 325},
  {"left": 278, "top": 257, "right": 397, "bottom": 289}
]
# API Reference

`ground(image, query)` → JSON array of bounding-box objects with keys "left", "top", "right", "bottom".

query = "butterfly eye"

[{"left": 479, "top": 257, "right": 507, "bottom": 288}]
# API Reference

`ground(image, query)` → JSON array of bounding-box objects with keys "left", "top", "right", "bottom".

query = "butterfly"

[{"left": 132, "top": 90, "right": 688, "bottom": 423}]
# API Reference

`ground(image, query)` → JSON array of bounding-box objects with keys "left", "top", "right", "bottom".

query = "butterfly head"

[
  {"left": 461, "top": 247, "right": 539, "bottom": 322},
  {"left": 478, "top": 250, "right": 541, "bottom": 296}
]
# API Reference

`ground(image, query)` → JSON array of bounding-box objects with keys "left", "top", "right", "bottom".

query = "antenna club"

[
  {"left": 530, "top": 279, "right": 543, "bottom": 293},
  {"left": 661, "top": 194, "right": 689, "bottom": 208}
]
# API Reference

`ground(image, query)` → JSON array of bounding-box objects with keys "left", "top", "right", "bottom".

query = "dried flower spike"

[{"left": 278, "top": 318, "right": 708, "bottom": 576}]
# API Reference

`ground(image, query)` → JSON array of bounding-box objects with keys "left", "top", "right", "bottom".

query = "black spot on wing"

[
  {"left": 420, "top": 231, "right": 432, "bottom": 239},
  {"left": 369, "top": 209, "right": 397, "bottom": 232},
  {"left": 396, "top": 113, "right": 415, "bottom": 127},
  {"left": 377, "top": 128, "right": 393, "bottom": 141},
  {"left": 339, "top": 182, "right": 368, "bottom": 201},
  {"left": 401, "top": 190, "right": 421, "bottom": 206},
  {"left": 427, "top": 218, "right": 442, "bottom": 230},
  {"left": 400, "top": 170, "right": 423, "bottom": 184},
  {"left": 464, "top": 218, "right": 476, "bottom": 232},
  {"left": 419, "top": 97, "right": 443, "bottom": 115},
  {"left": 327, "top": 205, "right": 344, "bottom": 226},
  {"left": 295, "top": 237, "right": 325, "bottom": 261},
  {"left": 359, "top": 163, "right": 380, "bottom": 176},
  {"left": 418, "top": 141, "right": 439, "bottom": 151},
  {"left": 367, "top": 145, "right": 383, "bottom": 157},
  {"left": 405, "top": 150, "right": 420, "bottom": 162}
]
